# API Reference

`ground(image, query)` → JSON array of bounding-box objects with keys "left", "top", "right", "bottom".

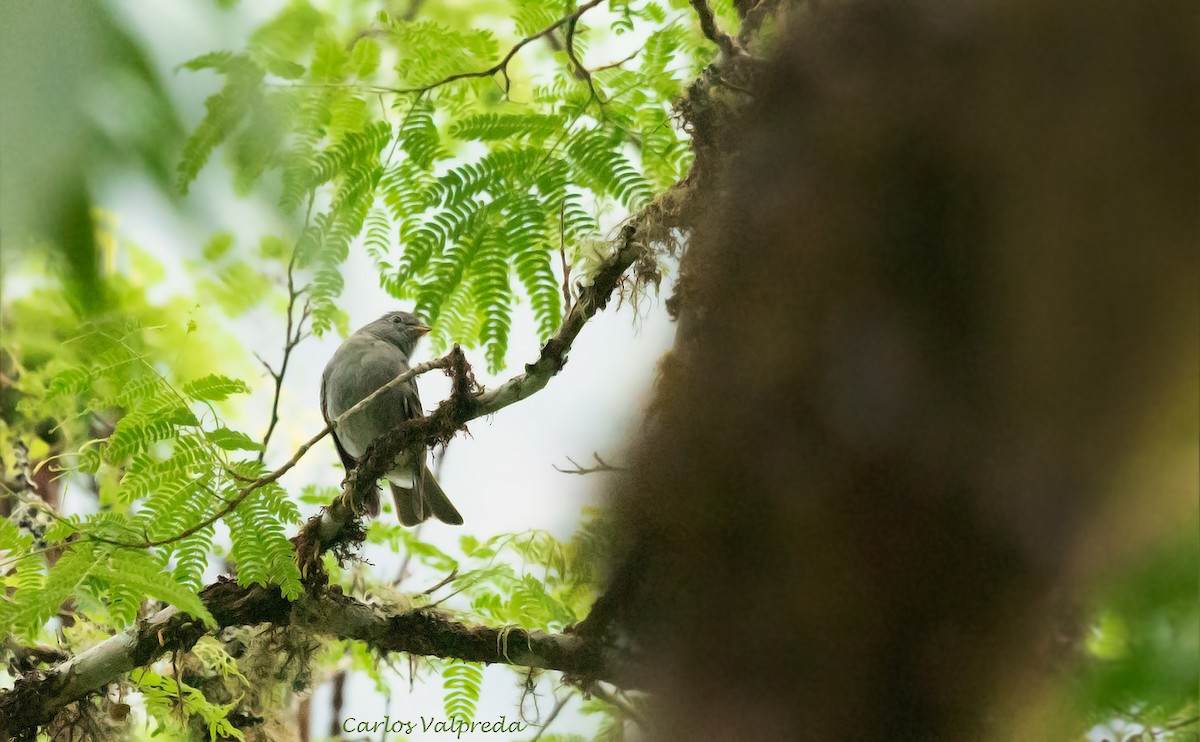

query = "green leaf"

[
  {"left": 443, "top": 661, "right": 483, "bottom": 722},
  {"left": 96, "top": 551, "right": 216, "bottom": 628},
  {"left": 205, "top": 427, "right": 265, "bottom": 451},
  {"left": 177, "top": 56, "right": 264, "bottom": 193},
  {"left": 350, "top": 36, "right": 381, "bottom": 77},
  {"left": 311, "top": 33, "right": 349, "bottom": 81},
  {"left": 182, "top": 374, "right": 251, "bottom": 401}
]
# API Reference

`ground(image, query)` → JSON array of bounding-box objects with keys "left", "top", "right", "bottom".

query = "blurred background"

[{"left": 2, "top": 0, "right": 1196, "bottom": 740}]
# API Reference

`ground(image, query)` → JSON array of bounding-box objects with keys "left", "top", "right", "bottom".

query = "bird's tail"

[
  {"left": 422, "top": 464, "right": 463, "bottom": 525},
  {"left": 390, "top": 482, "right": 425, "bottom": 526},
  {"left": 390, "top": 465, "right": 462, "bottom": 526}
]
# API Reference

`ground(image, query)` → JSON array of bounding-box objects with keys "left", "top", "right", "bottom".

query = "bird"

[{"left": 320, "top": 311, "right": 463, "bottom": 526}]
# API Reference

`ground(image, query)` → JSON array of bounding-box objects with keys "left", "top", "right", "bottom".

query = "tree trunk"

[{"left": 603, "top": 0, "right": 1198, "bottom": 738}]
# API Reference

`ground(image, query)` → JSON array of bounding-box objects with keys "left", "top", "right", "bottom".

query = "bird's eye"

[{"left": 392, "top": 316, "right": 402, "bottom": 324}]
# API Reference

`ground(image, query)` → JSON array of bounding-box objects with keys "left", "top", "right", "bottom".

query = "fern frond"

[
  {"left": 363, "top": 206, "right": 394, "bottom": 265},
  {"left": 560, "top": 191, "right": 600, "bottom": 242},
  {"left": 228, "top": 90, "right": 292, "bottom": 194},
  {"left": 515, "top": 245, "right": 561, "bottom": 341},
  {"left": 385, "top": 20, "right": 500, "bottom": 89},
  {"left": 567, "top": 127, "right": 653, "bottom": 209},
  {"left": 512, "top": 0, "right": 560, "bottom": 35},
  {"left": 205, "top": 427, "right": 265, "bottom": 452},
  {"left": 350, "top": 36, "right": 382, "bottom": 78},
  {"left": 428, "top": 149, "right": 544, "bottom": 213},
  {"left": 472, "top": 229, "right": 514, "bottom": 372},
  {"left": 399, "top": 97, "right": 445, "bottom": 169},
  {"left": 134, "top": 667, "right": 247, "bottom": 741},
  {"left": 450, "top": 112, "right": 567, "bottom": 143},
  {"left": 171, "top": 521, "right": 216, "bottom": 592},
  {"left": 1, "top": 541, "right": 98, "bottom": 639},
  {"left": 310, "top": 33, "right": 350, "bottom": 81},
  {"left": 303, "top": 121, "right": 392, "bottom": 207},
  {"left": 94, "top": 550, "right": 215, "bottom": 627},
  {"left": 182, "top": 374, "right": 251, "bottom": 401},
  {"left": 179, "top": 50, "right": 243, "bottom": 73},
  {"left": 328, "top": 94, "right": 368, "bottom": 140},
  {"left": 134, "top": 474, "right": 204, "bottom": 536},
  {"left": 105, "top": 414, "right": 176, "bottom": 463},
  {"left": 415, "top": 224, "right": 486, "bottom": 327},
  {"left": 381, "top": 161, "right": 435, "bottom": 228},
  {"left": 397, "top": 197, "right": 487, "bottom": 296},
  {"left": 247, "top": 2, "right": 324, "bottom": 63},
  {"left": 225, "top": 462, "right": 302, "bottom": 599},
  {"left": 178, "top": 57, "right": 264, "bottom": 194},
  {"left": 442, "top": 661, "right": 484, "bottom": 722}
]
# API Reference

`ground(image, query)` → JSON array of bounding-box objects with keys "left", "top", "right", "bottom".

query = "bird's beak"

[{"left": 415, "top": 324, "right": 432, "bottom": 335}]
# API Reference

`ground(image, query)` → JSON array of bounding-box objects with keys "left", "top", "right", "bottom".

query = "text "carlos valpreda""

[{"left": 342, "top": 714, "right": 528, "bottom": 738}]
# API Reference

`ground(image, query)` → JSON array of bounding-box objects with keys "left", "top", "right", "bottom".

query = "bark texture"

[{"left": 602, "top": 0, "right": 1198, "bottom": 739}]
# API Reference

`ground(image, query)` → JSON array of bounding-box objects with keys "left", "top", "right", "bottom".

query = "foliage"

[
  {"left": 133, "top": 667, "right": 247, "bottom": 741},
  {"left": 175, "top": 0, "right": 712, "bottom": 370},
  {"left": 1, "top": 312, "right": 304, "bottom": 641},
  {"left": 360, "top": 507, "right": 614, "bottom": 633},
  {"left": 1072, "top": 532, "right": 1200, "bottom": 740},
  {"left": 1, "top": 0, "right": 711, "bottom": 734},
  {"left": 0, "top": 227, "right": 312, "bottom": 645},
  {"left": 442, "top": 660, "right": 484, "bottom": 722}
]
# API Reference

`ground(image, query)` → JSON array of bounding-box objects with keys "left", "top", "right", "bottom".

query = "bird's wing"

[
  {"left": 320, "top": 363, "right": 358, "bottom": 472},
  {"left": 361, "top": 339, "right": 421, "bottom": 417},
  {"left": 326, "top": 339, "right": 420, "bottom": 449}
]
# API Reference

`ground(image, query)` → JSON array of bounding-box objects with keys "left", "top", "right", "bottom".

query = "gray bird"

[{"left": 320, "top": 311, "right": 463, "bottom": 525}]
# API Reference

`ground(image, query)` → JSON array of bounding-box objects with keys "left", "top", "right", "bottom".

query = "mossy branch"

[{"left": 0, "top": 579, "right": 630, "bottom": 736}]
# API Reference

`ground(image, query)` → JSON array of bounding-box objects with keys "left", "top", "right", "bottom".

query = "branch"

[
  {"left": 532, "top": 694, "right": 570, "bottom": 740},
  {"left": 590, "top": 683, "right": 647, "bottom": 727},
  {"left": 737, "top": 0, "right": 778, "bottom": 45},
  {"left": 408, "top": 0, "right": 604, "bottom": 95},
  {"left": 688, "top": 0, "right": 744, "bottom": 59},
  {"left": 0, "top": 578, "right": 629, "bottom": 735},
  {"left": 564, "top": 8, "right": 602, "bottom": 105},
  {"left": 477, "top": 224, "right": 641, "bottom": 414},
  {"left": 2, "top": 637, "right": 69, "bottom": 674}
]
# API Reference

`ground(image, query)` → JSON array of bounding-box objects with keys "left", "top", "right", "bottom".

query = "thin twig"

[
  {"left": 420, "top": 568, "right": 459, "bottom": 596},
  {"left": 559, "top": 202, "right": 572, "bottom": 317},
  {"left": 737, "top": 0, "right": 775, "bottom": 45},
  {"left": 588, "top": 48, "right": 643, "bottom": 74},
  {"left": 553, "top": 452, "right": 624, "bottom": 475},
  {"left": 531, "top": 694, "right": 570, "bottom": 741},
  {"left": 271, "top": 0, "right": 604, "bottom": 98},
  {"left": 393, "top": 522, "right": 422, "bottom": 586},
  {"left": 402, "top": 0, "right": 604, "bottom": 96},
  {"left": 258, "top": 209, "right": 311, "bottom": 461}
]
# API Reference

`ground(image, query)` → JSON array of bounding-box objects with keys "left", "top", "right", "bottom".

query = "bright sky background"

[{"left": 98, "top": 0, "right": 680, "bottom": 738}]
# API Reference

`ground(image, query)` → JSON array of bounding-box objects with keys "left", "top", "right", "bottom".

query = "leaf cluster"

[{"left": 176, "top": 0, "right": 710, "bottom": 369}]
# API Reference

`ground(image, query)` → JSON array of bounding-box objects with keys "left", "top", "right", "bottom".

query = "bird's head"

[{"left": 361, "top": 311, "right": 432, "bottom": 355}]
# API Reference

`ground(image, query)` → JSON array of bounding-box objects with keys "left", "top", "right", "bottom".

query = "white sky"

[{"left": 98, "top": 0, "right": 679, "bottom": 738}]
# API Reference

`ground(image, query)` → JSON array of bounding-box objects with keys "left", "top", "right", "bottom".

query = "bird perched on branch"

[{"left": 320, "top": 311, "right": 463, "bottom": 525}]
